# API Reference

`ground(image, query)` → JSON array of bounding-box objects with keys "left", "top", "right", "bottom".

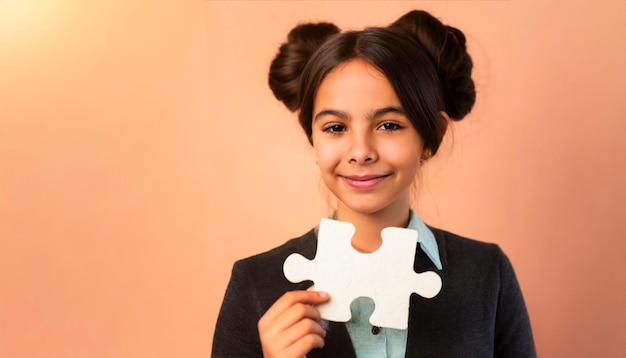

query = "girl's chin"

[
  {"left": 335, "top": 200, "right": 396, "bottom": 217},
  {"left": 333, "top": 192, "right": 411, "bottom": 217}
]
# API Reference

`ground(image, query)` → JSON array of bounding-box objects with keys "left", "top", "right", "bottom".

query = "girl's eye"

[
  {"left": 322, "top": 124, "right": 346, "bottom": 133},
  {"left": 378, "top": 122, "right": 403, "bottom": 131}
]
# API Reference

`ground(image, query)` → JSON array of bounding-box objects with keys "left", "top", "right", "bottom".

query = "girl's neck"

[{"left": 335, "top": 200, "right": 411, "bottom": 253}]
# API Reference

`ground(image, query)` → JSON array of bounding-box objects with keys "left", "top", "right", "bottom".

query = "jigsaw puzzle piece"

[
  {"left": 283, "top": 253, "right": 315, "bottom": 284},
  {"left": 283, "top": 218, "right": 442, "bottom": 330},
  {"left": 410, "top": 271, "right": 443, "bottom": 299},
  {"left": 283, "top": 218, "right": 355, "bottom": 294},
  {"left": 364, "top": 227, "right": 417, "bottom": 329},
  {"left": 379, "top": 226, "right": 442, "bottom": 300}
]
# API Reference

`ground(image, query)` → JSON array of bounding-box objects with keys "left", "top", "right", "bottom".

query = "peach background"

[{"left": 1, "top": 1, "right": 625, "bottom": 357}]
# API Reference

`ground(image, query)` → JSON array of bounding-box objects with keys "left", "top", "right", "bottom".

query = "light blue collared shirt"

[
  {"left": 339, "top": 208, "right": 442, "bottom": 358},
  {"left": 406, "top": 208, "right": 442, "bottom": 270}
]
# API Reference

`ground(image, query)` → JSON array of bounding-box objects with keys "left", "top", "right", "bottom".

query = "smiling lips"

[{"left": 341, "top": 174, "right": 390, "bottom": 189}]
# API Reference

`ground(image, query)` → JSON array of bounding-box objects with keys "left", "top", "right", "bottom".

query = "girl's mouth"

[{"left": 341, "top": 175, "right": 390, "bottom": 190}]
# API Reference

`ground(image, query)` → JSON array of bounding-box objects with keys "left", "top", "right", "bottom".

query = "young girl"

[{"left": 212, "top": 10, "right": 535, "bottom": 358}]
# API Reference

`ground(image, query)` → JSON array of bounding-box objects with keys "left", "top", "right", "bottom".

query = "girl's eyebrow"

[
  {"left": 367, "top": 106, "right": 405, "bottom": 120},
  {"left": 313, "top": 106, "right": 405, "bottom": 122},
  {"left": 313, "top": 109, "right": 349, "bottom": 121}
]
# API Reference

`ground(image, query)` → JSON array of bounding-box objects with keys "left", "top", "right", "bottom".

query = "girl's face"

[{"left": 311, "top": 59, "right": 424, "bottom": 217}]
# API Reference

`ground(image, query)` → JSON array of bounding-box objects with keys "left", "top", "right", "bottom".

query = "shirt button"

[{"left": 371, "top": 326, "right": 381, "bottom": 335}]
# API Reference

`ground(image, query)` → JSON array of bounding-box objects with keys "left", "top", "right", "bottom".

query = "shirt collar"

[
  {"left": 407, "top": 208, "right": 442, "bottom": 270},
  {"left": 328, "top": 209, "right": 442, "bottom": 270}
]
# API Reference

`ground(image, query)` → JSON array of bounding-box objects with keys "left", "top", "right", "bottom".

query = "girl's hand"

[{"left": 258, "top": 289, "right": 330, "bottom": 358}]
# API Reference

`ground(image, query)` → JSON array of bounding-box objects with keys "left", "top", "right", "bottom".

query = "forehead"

[{"left": 314, "top": 59, "right": 401, "bottom": 111}]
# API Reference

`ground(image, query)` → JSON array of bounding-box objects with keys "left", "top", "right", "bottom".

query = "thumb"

[{"left": 306, "top": 285, "right": 329, "bottom": 302}]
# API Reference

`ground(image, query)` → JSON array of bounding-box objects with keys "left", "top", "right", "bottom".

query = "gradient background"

[{"left": 1, "top": 1, "right": 625, "bottom": 357}]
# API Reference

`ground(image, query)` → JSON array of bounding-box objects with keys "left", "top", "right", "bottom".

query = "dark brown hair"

[{"left": 268, "top": 10, "right": 475, "bottom": 156}]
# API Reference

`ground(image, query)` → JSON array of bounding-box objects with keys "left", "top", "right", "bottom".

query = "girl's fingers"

[
  {"left": 288, "top": 332, "right": 326, "bottom": 355},
  {"left": 261, "top": 302, "right": 321, "bottom": 344},
  {"left": 258, "top": 290, "right": 330, "bottom": 357},
  {"left": 259, "top": 290, "right": 329, "bottom": 329},
  {"left": 280, "top": 301, "right": 322, "bottom": 330},
  {"left": 267, "top": 318, "right": 326, "bottom": 358},
  {"left": 275, "top": 316, "right": 327, "bottom": 349}
]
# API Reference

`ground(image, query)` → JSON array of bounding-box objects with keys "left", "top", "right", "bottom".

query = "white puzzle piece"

[{"left": 283, "top": 218, "right": 442, "bottom": 330}]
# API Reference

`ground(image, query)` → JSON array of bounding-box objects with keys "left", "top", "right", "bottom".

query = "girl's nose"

[{"left": 348, "top": 131, "right": 378, "bottom": 165}]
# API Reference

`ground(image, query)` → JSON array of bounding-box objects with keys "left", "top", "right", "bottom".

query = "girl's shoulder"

[
  {"left": 431, "top": 226, "right": 502, "bottom": 251},
  {"left": 228, "top": 228, "right": 319, "bottom": 307},
  {"left": 428, "top": 226, "right": 512, "bottom": 271},
  {"left": 236, "top": 227, "right": 318, "bottom": 269}
]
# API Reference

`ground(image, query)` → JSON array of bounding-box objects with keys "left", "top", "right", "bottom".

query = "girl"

[{"left": 212, "top": 9, "right": 535, "bottom": 358}]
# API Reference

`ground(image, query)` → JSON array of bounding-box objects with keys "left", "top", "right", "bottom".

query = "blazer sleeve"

[
  {"left": 494, "top": 250, "right": 537, "bottom": 357},
  {"left": 212, "top": 260, "right": 264, "bottom": 357}
]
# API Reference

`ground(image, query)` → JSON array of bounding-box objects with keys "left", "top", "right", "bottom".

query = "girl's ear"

[
  {"left": 439, "top": 111, "right": 450, "bottom": 135},
  {"left": 422, "top": 111, "right": 450, "bottom": 161}
]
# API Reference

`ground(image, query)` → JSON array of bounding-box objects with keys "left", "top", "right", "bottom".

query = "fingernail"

[{"left": 318, "top": 291, "right": 329, "bottom": 299}]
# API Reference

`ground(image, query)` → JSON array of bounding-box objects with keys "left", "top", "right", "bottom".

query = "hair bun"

[
  {"left": 269, "top": 22, "right": 340, "bottom": 112},
  {"left": 390, "top": 10, "right": 476, "bottom": 120}
]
